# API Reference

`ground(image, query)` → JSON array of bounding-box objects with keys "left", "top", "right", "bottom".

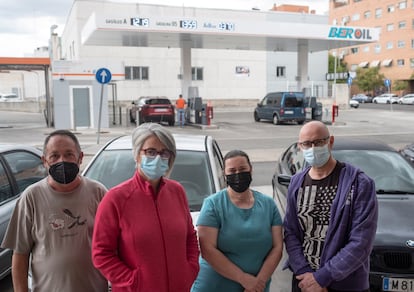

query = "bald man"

[{"left": 284, "top": 121, "right": 378, "bottom": 292}]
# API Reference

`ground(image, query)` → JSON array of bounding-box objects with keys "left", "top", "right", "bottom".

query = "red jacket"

[{"left": 92, "top": 172, "right": 199, "bottom": 292}]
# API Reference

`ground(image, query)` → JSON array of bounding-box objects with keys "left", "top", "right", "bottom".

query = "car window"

[
  {"left": 212, "top": 140, "right": 225, "bottom": 188},
  {"left": 282, "top": 143, "right": 304, "bottom": 175},
  {"left": 3, "top": 151, "right": 47, "bottom": 193},
  {"left": 0, "top": 161, "right": 13, "bottom": 204},
  {"left": 284, "top": 95, "right": 303, "bottom": 107},
  {"left": 84, "top": 149, "right": 217, "bottom": 211},
  {"left": 333, "top": 150, "right": 414, "bottom": 192}
]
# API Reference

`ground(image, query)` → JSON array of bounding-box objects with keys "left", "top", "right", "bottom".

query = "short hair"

[
  {"left": 223, "top": 149, "right": 252, "bottom": 169},
  {"left": 131, "top": 123, "right": 176, "bottom": 169},
  {"left": 43, "top": 129, "right": 81, "bottom": 155}
]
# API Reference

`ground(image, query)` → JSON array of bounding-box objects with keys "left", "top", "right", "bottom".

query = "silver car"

[
  {"left": 398, "top": 94, "right": 414, "bottom": 105},
  {"left": 82, "top": 134, "right": 226, "bottom": 221},
  {"left": 0, "top": 144, "right": 47, "bottom": 280}
]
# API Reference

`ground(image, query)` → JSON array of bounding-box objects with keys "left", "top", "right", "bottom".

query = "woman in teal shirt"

[{"left": 191, "top": 150, "right": 283, "bottom": 292}]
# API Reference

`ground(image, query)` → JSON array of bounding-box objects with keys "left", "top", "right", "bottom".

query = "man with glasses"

[{"left": 283, "top": 121, "right": 378, "bottom": 292}]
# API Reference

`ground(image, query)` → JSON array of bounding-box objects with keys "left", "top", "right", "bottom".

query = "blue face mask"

[
  {"left": 303, "top": 144, "right": 330, "bottom": 167},
  {"left": 140, "top": 155, "right": 169, "bottom": 180}
]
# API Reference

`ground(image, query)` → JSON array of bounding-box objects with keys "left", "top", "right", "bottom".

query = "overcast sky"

[{"left": 0, "top": 0, "right": 329, "bottom": 57}]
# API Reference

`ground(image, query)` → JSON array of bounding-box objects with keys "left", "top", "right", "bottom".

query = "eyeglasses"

[
  {"left": 141, "top": 148, "right": 172, "bottom": 160},
  {"left": 298, "top": 136, "right": 330, "bottom": 149}
]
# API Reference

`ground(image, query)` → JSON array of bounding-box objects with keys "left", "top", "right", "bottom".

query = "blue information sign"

[
  {"left": 384, "top": 79, "right": 391, "bottom": 88},
  {"left": 95, "top": 68, "right": 112, "bottom": 84},
  {"left": 347, "top": 76, "right": 353, "bottom": 86}
]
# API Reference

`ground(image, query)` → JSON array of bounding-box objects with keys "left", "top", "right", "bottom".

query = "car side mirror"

[
  {"left": 278, "top": 174, "right": 292, "bottom": 186},
  {"left": 257, "top": 103, "right": 262, "bottom": 107}
]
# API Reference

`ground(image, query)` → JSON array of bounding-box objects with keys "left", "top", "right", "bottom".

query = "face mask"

[
  {"left": 226, "top": 172, "right": 252, "bottom": 193},
  {"left": 49, "top": 161, "right": 79, "bottom": 184},
  {"left": 140, "top": 155, "right": 169, "bottom": 180},
  {"left": 303, "top": 144, "right": 330, "bottom": 167}
]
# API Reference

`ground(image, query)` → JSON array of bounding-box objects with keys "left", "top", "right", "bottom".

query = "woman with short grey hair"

[{"left": 92, "top": 123, "right": 199, "bottom": 292}]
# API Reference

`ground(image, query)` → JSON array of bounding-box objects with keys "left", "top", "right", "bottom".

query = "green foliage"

[
  {"left": 393, "top": 80, "right": 408, "bottom": 91},
  {"left": 328, "top": 54, "right": 348, "bottom": 84},
  {"left": 355, "top": 67, "right": 385, "bottom": 94}
]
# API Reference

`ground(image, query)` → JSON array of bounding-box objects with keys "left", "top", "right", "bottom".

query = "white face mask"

[{"left": 303, "top": 144, "right": 330, "bottom": 167}]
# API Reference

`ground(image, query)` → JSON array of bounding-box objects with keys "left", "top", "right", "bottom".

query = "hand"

[
  {"left": 240, "top": 273, "right": 266, "bottom": 292},
  {"left": 296, "top": 273, "right": 326, "bottom": 292}
]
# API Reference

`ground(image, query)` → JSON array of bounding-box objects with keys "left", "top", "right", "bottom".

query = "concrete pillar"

[
  {"left": 297, "top": 40, "right": 309, "bottom": 92},
  {"left": 180, "top": 40, "right": 192, "bottom": 99}
]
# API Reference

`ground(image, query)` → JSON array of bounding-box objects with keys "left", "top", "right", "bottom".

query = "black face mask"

[
  {"left": 226, "top": 172, "right": 252, "bottom": 193},
  {"left": 49, "top": 162, "right": 79, "bottom": 184}
]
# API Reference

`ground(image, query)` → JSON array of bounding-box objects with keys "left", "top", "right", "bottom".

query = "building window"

[
  {"left": 410, "top": 58, "right": 414, "bottom": 68},
  {"left": 387, "top": 5, "right": 395, "bottom": 12},
  {"left": 399, "top": 21, "right": 407, "bottom": 28},
  {"left": 192, "top": 67, "right": 203, "bottom": 81},
  {"left": 363, "top": 45, "right": 370, "bottom": 52},
  {"left": 374, "top": 44, "right": 381, "bottom": 53},
  {"left": 276, "top": 66, "right": 286, "bottom": 78},
  {"left": 398, "top": 40, "right": 406, "bottom": 48},
  {"left": 352, "top": 13, "right": 360, "bottom": 21},
  {"left": 397, "top": 59, "right": 405, "bottom": 66},
  {"left": 351, "top": 47, "right": 359, "bottom": 54},
  {"left": 386, "top": 41, "right": 393, "bottom": 49},
  {"left": 125, "top": 66, "right": 149, "bottom": 80},
  {"left": 364, "top": 11, "right": 371, "bottom": 18},
  {"left": 386, "top": 23, "right": 394, "bottom": 31},
  {"left": 375, "top": 8, "right": 382, "bottom": 18},
  {"left": 412, "top": 19, "right": 414, "bottom": 29},
  {"left": 399, "top": 1, "right": 407, "bottom": 9},
  {"left": 411, "top": 39, "right": 414, "bottom": 48}
]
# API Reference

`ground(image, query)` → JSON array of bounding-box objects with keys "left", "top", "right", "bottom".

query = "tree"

[
  {"left": 328, "top": 54, "right": 348, "bottom": 83},
  {"left": 355, "top": 67, "right": 385, "bottom": 95}
]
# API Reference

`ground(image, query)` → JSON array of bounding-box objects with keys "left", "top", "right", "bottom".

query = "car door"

[{"left": 282, "top": 92, "right": 305, "bottom": 120}]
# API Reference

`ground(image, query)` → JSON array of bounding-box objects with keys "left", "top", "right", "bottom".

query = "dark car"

[
  {"left": 129, "top": 96, "right": 175, "bottom": 126},
  {"left": 82, "top": 134, "right": 226, "bottom": 224},
  {"left": 271, "top": 138, "right": 414, "bottom": 292},
  {"left": 254, "top": 91, "right": 306, "bottom": 125},
  {"left": 351, "top": 94, "right": 373, "bottom": 103},
  {"left": 0, "top": 144, "right": 47, "bottom": 280}
]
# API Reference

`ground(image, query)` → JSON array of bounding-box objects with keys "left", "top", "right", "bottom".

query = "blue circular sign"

[
  {"left": 95, "top": 68, "right": 112, "bottom": 84},
  {"left": 384, "top": 79, "right": 391, "bottom": 88},
  {"left": 347, "top": 76, "right": 353, "bottom": 86}
]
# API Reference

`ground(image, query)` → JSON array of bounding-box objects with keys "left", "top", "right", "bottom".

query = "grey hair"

[{"left": 131, "top": 123, "right": 176, "bottom": 170}]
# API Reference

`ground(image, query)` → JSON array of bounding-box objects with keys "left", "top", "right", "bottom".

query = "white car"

[
  {"left": 398, "top": 94, "right": 414, "bottom": 105},
  {"left": 82, "top": 134, "right": 226, "bottom": 223},
  {"left": 349, "top": 99, "right": 359, "bottom": 108},
  {"left": 372, "top": 93, "right": 398, "bottom": 104}
]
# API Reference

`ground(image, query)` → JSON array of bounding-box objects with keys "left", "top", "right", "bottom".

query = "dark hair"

[
  {"left": 43, "top": 129, "right": 81, "bottom": 155},
  {"left": 224, "top": 149, "right": 252, "bottom": 168}
]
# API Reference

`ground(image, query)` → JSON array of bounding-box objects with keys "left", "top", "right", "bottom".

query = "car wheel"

[
  {"left": 373, "top": 100, "right": 377, "bottom": 103},
  {"left": 272, "top": 114, "right": 280, "bottom": 125},
  {"left": 129, "top": 110, "right": 135, "bottom": 123},
  {"left": 254, "top": 111, "right": 260, "bottom": 122},
  {"left": 168, "top": 120, "right": 175, "bottom": 126},
  {"left": 138, "top": 114, "right": 143, "bottom": 125}
]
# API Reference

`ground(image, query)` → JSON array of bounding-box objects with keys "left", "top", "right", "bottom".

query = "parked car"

[
  {"left": 398, "top": 94, "right": 414, "bottom": 105},
  {"left": 82, "top": 134, "right": 226, "bottom": 222},
  {"left": 0, "top": 93, "right": 20, "bottom": 102},
  {"left": 351, "top": 93, "right": 373, "bottom": 103},
  {"left": 129, "top": 96, "right": 175, "bottom": 126},
  {"left": 271, "top": 137, "right": 414, "bottom": 292},
  {"left": 372, "top": 93, "right": 398, "bottom": 104},
  {"left": 349, "top": 99, "right": 359, "bottom": 108},
  {"left": 0, "top": 144, "right": 47, "bottom": 280},
  {"left": 399, "top": 143, "right": 414, "bottom": 165},
  {"left": 254, "top": 91, "right": 306, "bottom": 125}
]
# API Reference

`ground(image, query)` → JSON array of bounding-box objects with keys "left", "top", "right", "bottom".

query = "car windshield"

[
  {"left": 83, "top": 149, "right": 214, "bottom": 211},
  {"left": 333, "top": 150, "right": 414, "bottom": 193},
  {"left": 146, "top": 99, "right": 171, "bottom": 105}
]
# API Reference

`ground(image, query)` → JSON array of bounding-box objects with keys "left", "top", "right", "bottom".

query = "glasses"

[
  {"left": 141, "top": 148, "right": 172, "bottom": 160},
  {"left": 298, "top": 136, "right": 330, "bottom": 149}
]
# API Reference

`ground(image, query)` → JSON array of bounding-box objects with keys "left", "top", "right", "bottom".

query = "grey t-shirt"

[{"left": 2, "top": 177, "right": 108, "bottom": 292}]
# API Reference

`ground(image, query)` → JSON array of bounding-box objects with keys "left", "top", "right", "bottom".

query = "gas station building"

[{"left": 49, "top": 0, "right": 379, "bottom": 129}]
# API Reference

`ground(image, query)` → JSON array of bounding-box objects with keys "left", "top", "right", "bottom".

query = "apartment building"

[{"left": 329, "top": 0, "right": 414, "bottom": 92}]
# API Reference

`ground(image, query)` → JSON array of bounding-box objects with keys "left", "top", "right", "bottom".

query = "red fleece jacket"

[{"left": 92, "top": 172, "right": 200, "bottom": 292}]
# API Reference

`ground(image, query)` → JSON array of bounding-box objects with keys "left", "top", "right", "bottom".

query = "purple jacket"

[{"left": 284, "top": 162, "right": 378, "bottom": 290}]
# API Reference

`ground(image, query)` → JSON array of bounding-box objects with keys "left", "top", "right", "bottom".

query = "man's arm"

[{"left": 12, "top": 252, "right": 30, "bottom": 292}]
